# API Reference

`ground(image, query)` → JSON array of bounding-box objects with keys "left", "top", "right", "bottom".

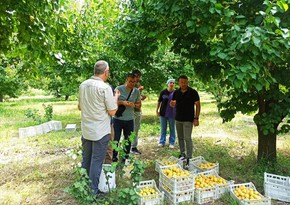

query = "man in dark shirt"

[{"left": 170, "top": 75, "right": 201, "bottom": 162}]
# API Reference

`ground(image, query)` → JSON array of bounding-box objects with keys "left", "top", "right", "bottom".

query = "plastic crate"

[
  {"left": 194, "top": 169, "right": 234, "bottom": 204},
  {"left": 155, "top": 156, "right": 179, "bottom": 172},
  {"left": 264, "top": 172, "right": 290, "bottom": 202},
  {"left": 159, "top": 183, "right": 194, "bottom": 205},
  {"left": 136, "top": 180, "right": 164, "bottom": 205},
  {"left": 230, "top": 182, "right": 271, "bottom": 205},
  {"left": 188, "top": 156, "right": 219, "bottom": 174},
  {"left": 159, "top": 164, "right": 194, "bottom": 192}
]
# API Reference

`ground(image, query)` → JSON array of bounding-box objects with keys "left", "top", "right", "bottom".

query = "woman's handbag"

[{"left": 115, "top": 89, "right": 133, "bottom": 117}]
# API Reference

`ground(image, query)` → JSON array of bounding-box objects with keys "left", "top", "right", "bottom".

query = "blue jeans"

[
  {"left": 159, "top": 116, "right": 176, "bottom": 145},
  {"left": 81, "top": 135, "right": 109, "bottom": 195},
  {"left": 113, "top": 118, "right": 134, "bottom": 161}
]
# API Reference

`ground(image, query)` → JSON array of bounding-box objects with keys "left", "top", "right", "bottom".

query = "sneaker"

[
  {"left": 112, "top": 157, "right": 118, "bottom": 162},
  {"left": 131, "top": 147, "right": 141, "bottom": 155},
  {"left": 169, "top": 144, "right": 174, "bottom": 149},
  {"left": 158, "top": 143, "right": 165, "bottom": 147},
  {"left": 178, "top": 154, "right": 186, "bottom": 161}
]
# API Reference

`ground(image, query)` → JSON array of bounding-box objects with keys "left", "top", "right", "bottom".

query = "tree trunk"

[
  {"left": 65, "top": 95, "right": 69, "bottom": 101},
  {"left": 256, "top": 90, "right": 278, "bottom": 163},
  {"left": 0, "top": 95, "right": 3, "bottom": 102},
  {"left": 257, "top": 124, "right": 277, "bottom": 162}
]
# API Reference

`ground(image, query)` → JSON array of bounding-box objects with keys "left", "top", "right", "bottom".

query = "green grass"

[{"left": 0, "top": 92, "right": 289, "bottom": 205}]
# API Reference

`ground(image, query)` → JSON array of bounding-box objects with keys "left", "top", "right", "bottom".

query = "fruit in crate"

[
  {"left": 199, "top": 162, "right": 216, "bottom": 169},
  {"left": 138, "top": 187, "right": 158, "bottom": 196},
  {"left": 233, "top": 185, "right": 262, "bottom": 200},
  {"left": 164, "top": 161, "right": 177, "bottom": 166},
  {"left": 162, "top": 166, "right": 191, "bottom": 178},
  {"left": 195, "top": 174, "right": 227, "bottom": 188}
]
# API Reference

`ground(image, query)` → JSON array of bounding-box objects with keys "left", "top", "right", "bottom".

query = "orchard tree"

[
  {"left": 117, "top": 0, "right": 290, "bottom": 163},
  {"left": 0, "top": 55, "right": 28, "bottom": 102}
]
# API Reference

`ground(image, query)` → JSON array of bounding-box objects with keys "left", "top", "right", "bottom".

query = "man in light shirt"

[{"left": 78, "top": 60, "right": 118, "bottom": 198}]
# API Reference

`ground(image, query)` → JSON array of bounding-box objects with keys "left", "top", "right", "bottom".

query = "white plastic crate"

[
  {"left": 136, "top": 180, "right": 164, "bottom": 205},
  {"left": 230, "top": 182, "right": 271, "bottom": 205},
  {"left": 194, "top": 169, "right": 234, "bottom": 204},
  {"left": 159, "top": 183, "right": 194, "bottom": 205},
  {"left": 65, "top": 124, "right": 76, "bottom": 132},
  {"left": 188, "top": 156, "right": 219, "bottom": 174},
  {"left": 159, "top": 164, "right": 194, "bottom": 192},
  {"left": 264, "top": 172, "right": 290, "bottom": 202},
  {"left": 19, "top": 126, "right": 37, "bottom": 138},
  {"left": 155, "top": 156, "right": 179, "bottom": 172},
  {"left": 41, "top": 122, "right": 52, "bottom": 133},
  {"left": 49, "top": 120, "right": 62, "bottom": 131}
]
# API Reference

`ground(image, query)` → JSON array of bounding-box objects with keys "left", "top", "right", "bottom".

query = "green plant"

[
  {"left": 43, "top": 103, "right": 53, "bottom": 121},
  {"left": 64, "top": 147, "right": 96, "bottom": 205},
  {"left": 25, "top": 108, "right": 42, "bottom": 124},
  {"left": 24, "top": 104, "right": 53, "bottom": 124}
]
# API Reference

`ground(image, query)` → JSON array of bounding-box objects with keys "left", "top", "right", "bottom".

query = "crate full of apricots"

[
  {"left": 155, "top": 156, "right": 179, "bottom": 173},
  {"left": 159, "top": 164, "right": 195, "bottom": 204},
  {"left": 230, "top": 182, "right": 271, "bottom": 205},
  {"left": 188, "top": 156, "right": 219, "bottom": 174},
  {"left": 194, "top": 169, "right": 234, "bottom": 204},
  {"left": 136, "top": 180, "right": 164, "bottom": 205}
]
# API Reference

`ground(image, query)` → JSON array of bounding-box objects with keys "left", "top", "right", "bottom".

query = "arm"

[
  {"left": 156, "top": 102, "right": 161, "bottom": 116},
  {"left": 193, "top": 100, "right": 201, "bottom": 126}
]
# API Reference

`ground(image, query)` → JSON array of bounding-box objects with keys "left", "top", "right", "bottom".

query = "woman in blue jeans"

[{"left": 156, "top": 79, "right": 176, "bottom": 148}]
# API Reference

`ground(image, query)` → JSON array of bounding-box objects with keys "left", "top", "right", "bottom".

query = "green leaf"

[
  {"left": 186, "top": 21, "right": 194, "bottom": 28},
  {"left": 233, "top": 79, "right": 242, "bottom": 88},
  {"left": 217, "top": 53, "right": 227, "bottom": 59},
  {"left": 254, "top": 83, "right": 263, "bottom": 91},
  {"left": 253, "top": 36, "right": 261, "bottom": 47},
  {"left": 277, "top": 1, "right": 289, "bottom": 11}
]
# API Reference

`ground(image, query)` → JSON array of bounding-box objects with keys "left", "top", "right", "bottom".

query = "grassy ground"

[{"left": 0, "top": 92, "right": 289, "bottom": 205}]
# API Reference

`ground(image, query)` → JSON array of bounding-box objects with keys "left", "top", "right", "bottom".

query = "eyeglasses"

[{"left": 169, "top": 82, "right": 175, "bottom": 84}]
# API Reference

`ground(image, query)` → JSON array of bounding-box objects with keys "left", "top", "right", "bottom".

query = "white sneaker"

[
  {"left": 169, "top": 144, "right": 174, "bottom": 149},
  {"left": 158, "top": 143, "right": 164, "bottom": 147}
]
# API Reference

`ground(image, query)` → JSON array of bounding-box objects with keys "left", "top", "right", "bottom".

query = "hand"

[
  {"left": 170, "top": 100, "right": 176, "bottom": 107},
  {"left": 126, "top": 101, "right": 135, "bottom": 108},
  {"left": 193, "top": 119, "right": 199, "bottom": 126},
  {"left": 114, "top": 89, "right": 120, "bottom": 98},
  {"left": 139, "top": 86, "right": 144, "bottom": 91},
  {"left": 141, "top": 95, "right": 146, "bottom": 100},
  {"left": 156, "top": 111, "right": 160, "bottom": 117}
]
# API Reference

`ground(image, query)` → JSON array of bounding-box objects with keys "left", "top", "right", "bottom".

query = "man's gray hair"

[{"left": 94, "top": 60, "right": 109, "bottom": 75}]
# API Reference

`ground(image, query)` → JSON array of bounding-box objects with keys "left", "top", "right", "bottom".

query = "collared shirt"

[
  {"left": 79, "top": 76, "right": 117, "bottom": 141},
  {"left": 172, "top": 87, "right": 200, "bottom": 122}
]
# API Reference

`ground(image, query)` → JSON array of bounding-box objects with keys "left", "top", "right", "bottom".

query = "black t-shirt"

[{"left": 172, "top": 87, "right": 200, "bottom": 122}]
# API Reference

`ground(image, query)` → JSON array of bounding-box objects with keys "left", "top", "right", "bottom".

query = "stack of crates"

[
  {"left": 194, "top": 169, "right": 234, "bottom": 204},
  {"left": 230, "top": 182, "right": 271, "bottom": 205},
  {"left": 136, "top": 180, "right": 164, "bottom": 205},
  {"left": 159, "top": 164, "right": 195, "bottom": 204},
  {"left": 264, "top": 172, "right": 290, "bottom": 203},
  {"left": 188, "top": 156, "right": 219, "bottom": 174}
]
